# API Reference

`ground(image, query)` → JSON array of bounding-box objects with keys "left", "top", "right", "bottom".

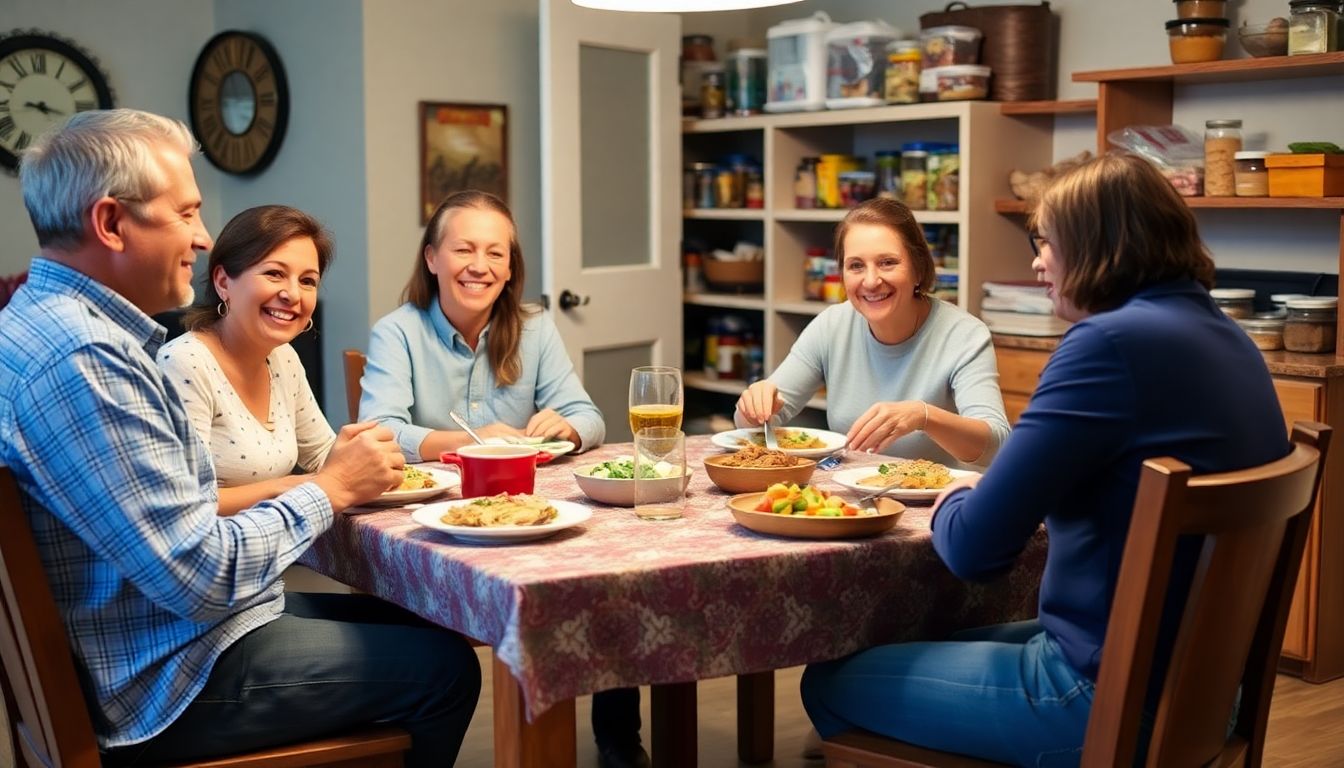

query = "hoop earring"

[
  {"left": 303, "top": 318, "right": 314, "bottom": 333},
  {"left": 216, "top": 301, "right": 229, "bottom": 318}
]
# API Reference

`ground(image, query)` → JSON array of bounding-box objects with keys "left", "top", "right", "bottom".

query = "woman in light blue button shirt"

[{"left": 360, "top": 190, "right": 605, "bottom": 461}]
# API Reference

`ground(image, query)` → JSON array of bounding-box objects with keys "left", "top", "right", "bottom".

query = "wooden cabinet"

[
  {"left": 681, "top": 102, "right": 1052, "bottom": 408},
  {"left": 994, "top": 337, "right": 1344, "bottom": 681}
]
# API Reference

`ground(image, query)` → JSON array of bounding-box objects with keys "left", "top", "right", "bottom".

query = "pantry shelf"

[
  {"left": 1073, "top": 51, "right": 1344, "bottom": 85},
  {"left": 999, "top": 99, "right": 1097, "bottom": 116},
  {"left": 994, "top": 197, "right": 1344, "bottom": 214}
]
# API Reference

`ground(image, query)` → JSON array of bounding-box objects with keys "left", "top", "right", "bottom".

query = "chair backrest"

[
  {"left": 1083, "top": 422, "right": 1332, "bottom": 768},
  {"left": 0, "top": 466, "right": 104, "bottom": 768},
  {"left": 342, "top": 349, "right": 366, "bottom": 424}
]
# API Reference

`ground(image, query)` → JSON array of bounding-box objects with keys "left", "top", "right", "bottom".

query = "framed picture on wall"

[{"left": 419, "top": 101, "right": 509, "bottom": 223}]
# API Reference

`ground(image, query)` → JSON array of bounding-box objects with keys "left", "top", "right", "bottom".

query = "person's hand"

[
  {"left": 475, "top": 422, "right": 526, "bottom": 440},
  {"left": 846, "top": 401, "right": 928, "bottom": 454},
  {"left": 526, "top": 409, "right": 577, "bottom": 443},
  {"left": 931, "top": 472, "right": 981, "bottom": 515},
  {"left": 314, "top": 422, "right": 404, "bottom": 510},
  {"left": 736, "top": 381, "right": 782, "bottom": 426}
]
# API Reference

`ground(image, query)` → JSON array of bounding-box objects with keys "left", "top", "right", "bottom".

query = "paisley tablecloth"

[{"left": 300, "top": 436, "right": 1046, "bottom": 720}]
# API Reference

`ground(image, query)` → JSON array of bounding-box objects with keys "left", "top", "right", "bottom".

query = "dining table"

[{"left": 298, "top": 435, "right": 1047, "bottom": 768}]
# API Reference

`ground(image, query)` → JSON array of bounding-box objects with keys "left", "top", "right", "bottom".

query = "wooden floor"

[{"left": 0, "top": 647, "right": 1341, "bottom": 767}]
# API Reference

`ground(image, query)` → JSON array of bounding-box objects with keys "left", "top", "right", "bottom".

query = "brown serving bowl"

[{"left": 703, "top": 454, "right": 817, "bottom": 494}]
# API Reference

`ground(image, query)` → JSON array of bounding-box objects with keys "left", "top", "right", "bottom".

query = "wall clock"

[
  {"left": 0, "top": 31, "right": 115, "bottom": 174},
  {"left": 188, "top": 30, "right": 288, "bottom": 175}
]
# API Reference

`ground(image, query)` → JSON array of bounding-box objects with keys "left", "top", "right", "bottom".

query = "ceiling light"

[{"left": 572, "top": 0, "right": 804, "bottom": 12}]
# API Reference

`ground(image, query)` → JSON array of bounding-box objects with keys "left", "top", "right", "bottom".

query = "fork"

[
  {"left": 448, "top": 411, "right": 486, "bottom": 445},
  {"left": 762, "top": 417, "right": 780, "bottom": 451}
]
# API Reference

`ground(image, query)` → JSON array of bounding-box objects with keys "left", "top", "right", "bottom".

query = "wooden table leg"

[
  {"left": 492, "top": 655, "right": 576, "bottom": 768},
  {"left": 737, "top": 670, "right": 775, "bottom": 764},
  {"left": 651, "top": 681, "right": 698, "bottom": 768}
]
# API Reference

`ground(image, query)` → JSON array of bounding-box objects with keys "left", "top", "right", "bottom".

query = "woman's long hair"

[{"left": 403, "top": 190, "right": 530, "bottom": 385}]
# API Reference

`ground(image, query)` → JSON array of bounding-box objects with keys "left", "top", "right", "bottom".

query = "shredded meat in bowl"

[{"left": 717, "top": 444, "right": 801, "bottom": 468}]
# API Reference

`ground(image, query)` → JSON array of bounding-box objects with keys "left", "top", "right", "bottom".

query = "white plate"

[
  {"left": 832, "top": 464, "right": 980, "bottom": 502},
  {"left": 410, "top": 497, "right": 592, "bottom": 543},
  {"left": 483, "top": 436, "right": 577, "bottom": 457},
  {"left": 370, "top": 466, "right": 459, "bottom": 505},
  {"left": 710, "top": 428, "right": 847, "bottom": 459}
]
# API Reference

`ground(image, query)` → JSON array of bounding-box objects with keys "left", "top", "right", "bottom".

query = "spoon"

[{"left": 449, "top": 411, "right": 486, "bottom": 445}]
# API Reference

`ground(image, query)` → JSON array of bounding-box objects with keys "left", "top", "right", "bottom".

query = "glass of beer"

[{"left": 629, "top": 366, "right": 683, "bottom": 434}]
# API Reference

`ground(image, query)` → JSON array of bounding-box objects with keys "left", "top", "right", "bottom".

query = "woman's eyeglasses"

[{"left": 1027, "top": 230, "right": 1050, "bottom": 257}]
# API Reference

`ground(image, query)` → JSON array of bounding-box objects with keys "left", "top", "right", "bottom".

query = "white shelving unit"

[{"left": 681, "top": 100, "right": 1051, "bottom": 404}]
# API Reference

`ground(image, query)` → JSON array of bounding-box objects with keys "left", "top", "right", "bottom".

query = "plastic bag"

[{"left": 1107, "top": 124, "right": 1204, "bottom": 197}]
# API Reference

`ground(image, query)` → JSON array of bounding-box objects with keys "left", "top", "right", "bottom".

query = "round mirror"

[{"left": 220, "top": 71, "right": 256, "bottom": 135}]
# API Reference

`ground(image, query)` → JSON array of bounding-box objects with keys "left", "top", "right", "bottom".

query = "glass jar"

[
  {"left": 900, "top": 147, "right": 929, "bottom": 210},
  {"left": 700, "top": 64, "right": 727, "bottom": 119},
  {"left": 803, "top": 248, "right": 829, "bottom": 301},
  {"left": 1284, "top": 297, "right": 1338, "bottom": 353},
  {"left": 726, "top": 48, "right": 767, "bottom": 116},
  {"left": 1289, "top": 0, "right": 1339, "bottom": 54},
  {"left": 1203, "top": 120, "right": 1242, "bottom": 197},
  {"left": 1272, "top": 293, "right": 1309, "bottom": 314},
  {"left": 794, "top": 157, "right": 818, "bottom": 209},
  {"left": 681, "top": 35, "right": 717, "bottom": 117},
  {"left": 883, "top": 40, "right": 921, "bottom": 104},
  {"left": 1210, "top": 287, "right": 1255, "bottom": 319},
  {"left": 692, "top": 163, "right": 717, "bottom": 208},
  {"left": 822, "top": 272, "right": 846, "bottom": 303},
  {"left": 1237, "top": 316, "right": 1285, "bottom": 351},
  {"left": 744, "top": 165, "right": 765, "bottom": 208},
  {"left": 1233, "top": 151, "right": 1270, "bottom": 197},
  {"left": 927, "top": 148, "right": 960, "bottom": 211},
  {"left": 875, "top": 150, "right": 901, "bottom": 199}
]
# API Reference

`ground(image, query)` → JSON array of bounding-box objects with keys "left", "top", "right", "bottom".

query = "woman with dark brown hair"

[
  {"left": 736, "top": 196, "right": 1008, "bottom": 468},
  {"left": 800, "top": 153, "right": 1288, "bottom": 765},
  {"left": 359, "top": 190, "right": 603, "bottom": 460},
  {"left": 158, "top": 205, "right": 343, "bottom": 515}
]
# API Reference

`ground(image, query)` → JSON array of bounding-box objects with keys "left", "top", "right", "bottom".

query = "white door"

[{"left": 541, "top": 0, "right": 681, "bottom": 443}]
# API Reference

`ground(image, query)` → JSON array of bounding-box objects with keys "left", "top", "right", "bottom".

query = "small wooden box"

[{"left": 1265, "top": 153, "right": 1344, "bottom": 197}]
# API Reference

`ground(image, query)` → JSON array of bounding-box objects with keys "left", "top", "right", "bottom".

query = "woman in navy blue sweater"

[{"left": 800, "top": 153, "right": 1290, "bottom": 767}]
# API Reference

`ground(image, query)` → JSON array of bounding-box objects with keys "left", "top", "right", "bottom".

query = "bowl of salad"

[{"left": 573, "top": 455, "right": 693, "bottom": 507}]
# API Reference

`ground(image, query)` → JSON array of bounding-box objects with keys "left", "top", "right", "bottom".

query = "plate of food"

[
  {"left": 370, "top": 465, "right": 459, "bottom": 505},
  {"left": 710, "top": 427, "right": 846, "bottom": 458},
  {"left": 411, "top": 494, "right": 592, "bottom": 543},
  {"left": 483, "top": 435, "right": 577, "bottom": 457},
  {"left": 573, "top": 456, "right": 692, "bottom": 507},
  {"left": 726, "top": 484, "right": 904, "bottom": 539},
  {"left": 832, "top": 458, "right": 978, "bottom": 502}
]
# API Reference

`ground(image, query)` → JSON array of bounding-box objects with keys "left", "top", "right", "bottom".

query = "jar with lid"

[
  {"left": 681, "top": 35, "right": 717, "bottom": 117},
  {"left": 1289, "top": 0, "right": 1339, "bottom": 54},
  {"left": 703, "top": 316, "right": 722, "bottom": 379},
  {"left": 714, "top": 166, "right": 736, "bottom": 208},
  {"left": 700, "top": 64, "right": 727, "bottom": 119},
  {"left": 822, "top": 272, "right": 846, "bottom": 303},
  {"left": 1237, "top": 316, "right": 1285, "bottom": 351},
  {"left": 1271, "top": 293, "right": 1309, "bottom": 314},
  {"left": 684, "top": 250, "right": 707, "bottom": 294},
  {"left": 1210, "top": 287, "right": 1255, "bottom": 318},
  {"left": 1233, "top": 151, "right": 1269, "bottom": 197},
  {"left": 726, "top": 48, "right": 767, "bottom": 115},
  {"left": 1203, "top": 120, "right": 1242, "bottom": 197},
  {"left": 692, "top": 163, "right": 717, "bottom": 208},
  {"left": 875, "top": 150, "right": 901, "bottom": 199},
  {"left": 803, "top": 247, "right": 829, "bottom": 300},
  {"left": 744, "top": 165, "right": 765, "bottom": 208},
  {"left": 717, "top": 323, "right": 745, "bottom": 379},
  {"left": 900, "top": 145, "right": 929, "bottom": 210},
  {"left": 884, "top": 40, "right": 921, "bottom": 104},
  {"left": 1284, "top": 297, "right": 1338, "bottom": 353},
  {"left": 794, "top": 157, "right": 818, "bottom": 209}
]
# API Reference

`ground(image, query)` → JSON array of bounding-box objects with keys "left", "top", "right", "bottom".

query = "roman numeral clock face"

[
  {"left": 0, "top": 33, "right": 114, "bottom": 173},
  {"left": 189, "top": 31, "right": 288, "bottom": 175}
]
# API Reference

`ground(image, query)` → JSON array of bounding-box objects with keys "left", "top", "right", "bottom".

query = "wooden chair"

[
  {"left": 823, "top": 421, "right": 1332, "bottom": 768},
  {"left": 0, "top": 467, "right": 411, "bottom": 767},
  {"left": 342, "top": 349, "right": 366, "bottom": 424}
]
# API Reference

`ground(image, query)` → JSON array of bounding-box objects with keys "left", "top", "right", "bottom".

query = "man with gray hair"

[{"left": 0, "top": 109, "right": 480, "bottom": 766}]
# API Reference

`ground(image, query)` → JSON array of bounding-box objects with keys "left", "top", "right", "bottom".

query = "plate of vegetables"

[
  {"left": 573, "top": 456, "right": 693, "bottom": 507},
  {"left": 726, "top": 482, "right": 904, "bottom": 539}
]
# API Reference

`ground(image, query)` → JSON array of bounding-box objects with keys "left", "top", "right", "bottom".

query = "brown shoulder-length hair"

[
  {"left": 183, "top": 205, "right": 334, "bottom": 331},
  {"left": 1030, "top": 152, "right": 1215, "bottom": 314},
  {"left": 403, "top": 190, "right": 531, "bottom": 386},
  {"left": 832, "top": 197, "right": 937, "bottom": 297}
]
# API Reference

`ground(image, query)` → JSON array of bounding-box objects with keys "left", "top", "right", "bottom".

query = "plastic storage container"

[
  {"left": 1237, "top": 316, "right": 1285, "bottom": 351},
  {"left": 929, "top": 64, "right": 991, "bottom": 101},
  {"left": 927, "top": 148, "right": 960, "bottom": 210},
  {"left": 726, "top": 49, "right": 767, "bottom": 116},
  {"left": 919, "top": 25, "right": 983, "bottom": 68},
  {"left": 900, "top": 145, "right": 930, "bottom": 210},
  {"left": 825, "top": 20, "right": 899, "bottom": 109},
  {"left": 1210, "top": 287, "right": 1255, "bottom": 318},
  {"left": 1173, "top": 0, "right": 1228, "bottom": 18},
  {"left": 1167, "top": 18, "right": 1229, "bottom": 63},
  {"left": 884, "top": 40, "right": 922, "bottom": 104},
  {"left": 1234, "top": 151, "right": 1270, "bottom": 197},
  {"left": 1284, "top": 297, "right": 1338, "bottom": 352},
  {"left": 766, "top": 12, "right": 833, "bottom": 113}
]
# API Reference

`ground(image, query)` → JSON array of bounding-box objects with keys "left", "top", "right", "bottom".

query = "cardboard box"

[{"left": 1265, "top": 153, "right": 1344, "bottom": 197}]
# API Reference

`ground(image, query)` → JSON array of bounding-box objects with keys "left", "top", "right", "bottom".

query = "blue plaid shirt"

[{"left": 0, "top": 259, "right": 333, "bottom": 748}]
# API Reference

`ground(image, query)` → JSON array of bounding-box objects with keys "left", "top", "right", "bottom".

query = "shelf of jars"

[
  {"left": 995, "top": 197, "right": 1344, "bottom": 214},
  {"left": 998, "top": 99, "right": 1097, "bottom": 116},
  {"left": 683, "top": 208, "right": 766, "bottom": 220},
  {"left": 1072, "top": 51, "right": 1344, "bottom": 86},
  {"left": 770, "top": 208, "right": 963, "bottom": 224},
  {"left": 683, "top": 292, "right": 766, "bottom": 311}
]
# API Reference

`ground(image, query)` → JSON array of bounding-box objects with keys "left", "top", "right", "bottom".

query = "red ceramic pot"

[{"left": 439, "top": 444, "right": 554, "bottom": 497}]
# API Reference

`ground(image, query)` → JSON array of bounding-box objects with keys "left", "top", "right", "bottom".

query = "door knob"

[{"left": 559, "top": 289, "right": 590, "bottom": 310}]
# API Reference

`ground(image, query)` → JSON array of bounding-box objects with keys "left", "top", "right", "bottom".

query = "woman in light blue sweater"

[
  {"left": 737, "top": 198, "right": 1009, "bottom": 469},
  {"left": 360, "top": 190, "right": 605, "bottom": 461}
]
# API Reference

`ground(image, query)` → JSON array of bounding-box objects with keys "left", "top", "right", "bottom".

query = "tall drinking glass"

[
  {"left": 629, "top": 366, "right": 683, "bottom": 434},
  {"left": 634, "top": 427, "right": 686, "bottom": 521}
]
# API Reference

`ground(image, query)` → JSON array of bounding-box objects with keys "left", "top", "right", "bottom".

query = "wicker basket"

[{"left": 919, "top": 2, "right": 1056, "bottom": 102}]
